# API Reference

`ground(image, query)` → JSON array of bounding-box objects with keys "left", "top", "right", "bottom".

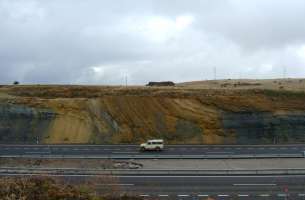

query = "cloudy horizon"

[{"left": 1, "top": 0, "right": 305, "bottom": 85}]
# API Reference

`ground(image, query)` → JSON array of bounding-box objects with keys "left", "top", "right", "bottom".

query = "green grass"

[{"left": 261, "top": 89, "right": 305, "bottom": 98}]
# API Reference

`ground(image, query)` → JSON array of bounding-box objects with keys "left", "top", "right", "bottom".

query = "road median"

[
  {"left": 1, "top": 167, "right": 305, "bottom": 176},
  {"left": 0, "top": 153, "right": 303, "bottom": 159}
]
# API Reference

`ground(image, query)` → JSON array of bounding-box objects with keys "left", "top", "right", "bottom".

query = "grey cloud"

[
  {"left": 196, "top": 0, "right": 305, "bottom": 50},
  {"left": 0, "top": 0, "right": 305, "bottom": 85}
]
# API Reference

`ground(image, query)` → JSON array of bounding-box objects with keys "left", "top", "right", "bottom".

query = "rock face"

[
  {"left": 0, "top": 104, "right": 55, "bottom": 143},
  {"left": 0, "top": 85, "right": 305, "bottom": 144},
  {"left": 222, "top": 111, "right": 305, "bottom": 144}
]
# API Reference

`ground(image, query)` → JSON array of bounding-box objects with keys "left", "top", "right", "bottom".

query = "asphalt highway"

[
  {"left": 111, "top": 175, "right": 305, "bottom": 199},
  {"left": 1, "top": 144, "right": 305, "bottom": 199},
  {"left": 3, "top": 173, "right": 305, "bottom": 200},
  {"left": 0, "top": 144, "right": 305, "bottom": 158}
]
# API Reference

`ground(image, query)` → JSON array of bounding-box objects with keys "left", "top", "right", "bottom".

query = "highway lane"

[
  {"left": 2, "top": 173, "right": 304, "bottom": 200},
  {"left": 99, "top": 175, "right": 305, "bottom": 199},
  {"left": 0, "top": 144, "right": 305, "bottom": 158}
]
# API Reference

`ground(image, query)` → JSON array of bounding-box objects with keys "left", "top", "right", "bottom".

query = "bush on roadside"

[
  {"left": 0, "top": 176, "right": 91, "bottom": 200},
  {"left": 0, "top": 176, "right": 141, "bottom": 200}
]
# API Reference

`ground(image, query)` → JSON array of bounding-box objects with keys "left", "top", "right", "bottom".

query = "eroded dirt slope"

[{"left": 0, "top": 80, "right": 305, "bottom": 144}]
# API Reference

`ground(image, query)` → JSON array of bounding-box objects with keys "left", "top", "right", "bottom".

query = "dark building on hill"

[{"left": 146, "top": 81, "right": 175, "bottom": 87}]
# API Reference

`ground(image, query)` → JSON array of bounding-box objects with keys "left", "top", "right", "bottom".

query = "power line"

[{"left": 283, "top": 66, "right": 287, "bottom": 79}]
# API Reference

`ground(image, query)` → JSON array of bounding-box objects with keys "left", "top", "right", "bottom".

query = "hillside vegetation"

[{"left": 0, "top": 79, "right": 305, "bottom": 144}]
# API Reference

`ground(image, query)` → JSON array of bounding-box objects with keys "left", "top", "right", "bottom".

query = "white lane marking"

[
  {"left": 218, "top": 194, "right": 229, "bottom": 197},
  {"left": 238, "top": 194, "right": 249, "bottom": 197},
  {"left": 259, "top": 194, "right": 270, "bottom": 197},
  {"left": 178, "top": 195, "right": 189, "bottom": 197},
  {"left": 206, "top": 152, "right": 234, "bottom": 154},
  {"left": 298, "top": 194, "right": 305, "bottom": 196},
  {"left": 277, "top": 194, "right": 288, "bottom": 197},
  {"left": 234, "top": 183, "right": 275, "bottom": 187},
  {"left": 198, "top": 194, "right": 209, "bottom": 197},
  {"left": 159, "top": 194, "right": 169, "bottom": 197},
  {"left": 112, "top": 152, "right": 138, "bottom": 154},
  {"left": 104, "top": 149, "right": 120, "bottom": 151},
  {"left": 25, "top": 152, "right": 50, "bottom": 154},
  {"left": 139, "top": 195, "right": 149, "bottom": 197}
]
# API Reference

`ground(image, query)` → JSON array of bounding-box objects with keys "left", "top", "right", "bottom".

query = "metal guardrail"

[
  {"left": 0, "top": 153, "right": 303, "bottom": 159},
  {"left": 1, "top": 167, "right": 305, "bottom": 176},
  {"left": 1, "top": 144, "right": 305, "bottom": 147}
]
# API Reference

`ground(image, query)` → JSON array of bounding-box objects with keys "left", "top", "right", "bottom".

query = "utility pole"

[{"left": 125, "top": 75, "right": 128, "bottom": 87}]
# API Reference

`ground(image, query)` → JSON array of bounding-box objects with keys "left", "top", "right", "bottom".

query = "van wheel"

[
  {"left": 140, "top": 147, "right": 145, "bottom": 151},
  {"left": 156, "top": 147, "right": 161, "bottom": 151}
]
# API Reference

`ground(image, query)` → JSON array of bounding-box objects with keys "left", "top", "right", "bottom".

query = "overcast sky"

[{"left": 1, "top": 0, "right": 305, "bottom": 85}]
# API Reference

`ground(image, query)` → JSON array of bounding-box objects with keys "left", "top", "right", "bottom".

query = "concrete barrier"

[
  {"left": 0, "top": 153, "right": 303, "bottom": 159},
  {"left": 1, "top": 167, "right": 305, "bottom": 176}
]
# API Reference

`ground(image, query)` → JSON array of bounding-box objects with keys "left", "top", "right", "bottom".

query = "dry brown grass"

[
  {"left": 0, "top": 176, "right": 91, "bottom": 200},
  {"left": 179, "top": 78, "right": 305, "bottom": 91},
  {"left": 0, "top": 176, "right": 142, "bottom": 200}
]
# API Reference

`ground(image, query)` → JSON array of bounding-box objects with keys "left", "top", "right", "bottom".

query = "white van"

[{"left": 140, "top": 139, "right": 164, "bottom": 151}]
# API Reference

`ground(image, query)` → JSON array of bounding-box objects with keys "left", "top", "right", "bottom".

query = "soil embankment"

[{"left": 0, "top": 79, "right": 305, "bottom": 144}]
